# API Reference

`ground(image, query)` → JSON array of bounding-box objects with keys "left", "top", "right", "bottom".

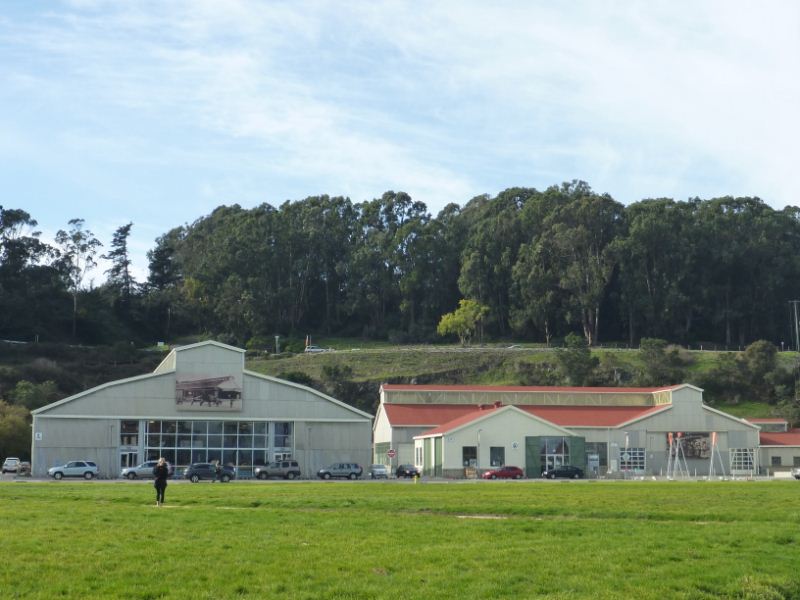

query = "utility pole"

[{"left": 790, "top": 301, "right": 800, "bottom": 351}]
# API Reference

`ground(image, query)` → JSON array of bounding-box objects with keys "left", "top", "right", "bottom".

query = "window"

[
  {"left": 585, "top": 442, "right": 608, "bottom": 470},
  {"left": 489, "top": 447, "right": 505, "bottom": 467},
  {"left": 120, "top": 421, "right": 138, "bottom": 446},
  {"left": 143, "top": 420, "right": 287, "bottom": 469},
  {"left": 620, "top": 448, "right": 646, "bottom": 472},
  {"left": 462, "top": 446, "right": 477, "bottom": 467},
  {"left": 730, "top": 448, "right": 755, "bottom": 471},
  {"left": 794, "top": 456, "right": 800, "bottom": 467},
  {"left": 771, "top": 456, "right": 782, "bottom": 467},
  {"left": 274, "top": 422, "right": 292, "bottom": 448}
]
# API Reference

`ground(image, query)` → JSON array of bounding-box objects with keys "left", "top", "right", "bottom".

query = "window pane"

[
  {"left": 462, "top": 446, "right": 477, "bottom": 467},
  {"left": 208, "top": 421, "right": 223, "bottom": 435},
  {"left": 177, "top": 449, "right": 191, "bottom": 466},
  {"left": 253, "top": 422, "right": 267, "bottom": 435},
  {"left": 121, "top": 420, "right": 138, "bottom": 433},
  {"left": 224, "top": 422, "right": 238, "bottom": 435},
  {"left": 192, "top": 422, "right": 208, "bottom": 435},
  {"left": 178, "top": 421, "right": 192, "bottom": 434},
  {"left": 489, "top": 447, "right": 505, "bottom": 467}
]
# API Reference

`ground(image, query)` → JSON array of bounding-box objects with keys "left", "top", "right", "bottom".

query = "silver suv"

[
  {"left": 48, "top": 461, "right": 99, "bottom": 480},
  {"left": 317, "top": 463, "right": 363, "bottom": 480},
  {"left": 2, "top": 457, "right": 20, "bottom": 473},
  {"left": 121, "top": 461, "right": 174, "bottom": 479},
  {"left": 254, "top": 460, "right": 301, "bottom": 480}
]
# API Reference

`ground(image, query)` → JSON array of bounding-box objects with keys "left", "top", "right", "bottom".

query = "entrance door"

[{"left": 120, "top": 451, "right": 138, "bottom": 470}]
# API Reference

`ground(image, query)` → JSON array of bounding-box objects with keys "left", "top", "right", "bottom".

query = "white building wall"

[{"left": 435, "top": 409, "right": 570, "bottom": 471}]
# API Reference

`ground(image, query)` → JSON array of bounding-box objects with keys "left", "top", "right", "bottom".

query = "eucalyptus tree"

[
  {"left": 695, "top": 197, "right": 797, "bottom": 346},
  {"left": 54, "top": 218, "right": 102, "bottom": 339},
  {"left": 146, "top": 226, "right": 187, "bottom": 338},
  {"left": 0, "top": 207, "right": 66, "bottom": 340},
  {"left": 515, "top": 182, "right": 624, "bottom": 346},
  {"left": 348, "top": 191, "right": 428, "bottom": 335},
  {"left": 458, "top": 188, "right": 534, "bottom": 336},
  {"left": 614, "top": 199, "right": 701, "bottom": 344},
  {"left": 102, "top": 222, "right": 135, "bottom": 316}
]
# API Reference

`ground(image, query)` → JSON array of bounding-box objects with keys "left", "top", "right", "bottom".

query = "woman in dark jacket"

[{"left": 153, "top": 457, "right": 169, "bottom": 506}]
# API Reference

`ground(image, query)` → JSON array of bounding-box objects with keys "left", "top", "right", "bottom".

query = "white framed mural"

[{"left": 175, "top": 375, "right": 243, "bottom": 411}]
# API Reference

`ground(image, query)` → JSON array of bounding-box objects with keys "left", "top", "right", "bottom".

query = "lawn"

[{"left": 2, "top": 480, "right": 800, "bottom": 599}]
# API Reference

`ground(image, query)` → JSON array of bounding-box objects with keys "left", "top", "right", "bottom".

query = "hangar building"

[
  {"left": 373, "top": 384, "right": 762, "bottom": 478},
  {"left": 31, "top": 341, "right": 372, "bottom": 478}
]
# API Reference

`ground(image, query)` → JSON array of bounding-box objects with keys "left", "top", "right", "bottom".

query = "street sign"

[{"left": 386, "top": 449, "right": 397, "bottom": 458}]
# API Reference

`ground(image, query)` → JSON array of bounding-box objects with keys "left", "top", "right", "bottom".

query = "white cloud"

[{"left": 2, "top": 0, "right": 799, "bottom": 286}]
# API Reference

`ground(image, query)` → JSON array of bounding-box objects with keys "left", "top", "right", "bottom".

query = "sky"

[{"left": 2, "top": 1, "right": 799, "bottom": 282}]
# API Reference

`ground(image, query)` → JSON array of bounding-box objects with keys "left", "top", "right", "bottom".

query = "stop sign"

[{"left": 387, "top": 449, "right": 397, "bottom": 458}]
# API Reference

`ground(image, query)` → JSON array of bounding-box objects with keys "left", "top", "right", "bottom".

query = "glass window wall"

[{"left": 143, "top": 420, "right": 292, "bottom": 470}]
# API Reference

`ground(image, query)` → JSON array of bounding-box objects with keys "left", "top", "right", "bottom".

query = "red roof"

[
  {"left": 760, "top": 432, "right": 800, "bottom": 446},
  {"left": 388, "top": 402, "right": 670, "bottom": 434},
  {"left": 382, "top": 384, "right": 680, "bottom": 393},
  {"left": 522, "top": 405, "right": 669, "bottom": 427},
  {"left": 382, "top": 404, "right": 477, "bottom": 426}
]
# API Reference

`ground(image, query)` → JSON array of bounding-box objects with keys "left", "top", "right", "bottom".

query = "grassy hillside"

[
  {"left": 2, "top": 340, "right": 797, "bottom": 420},
  {"left": 246, "top": 342, "right": 800, "bottom": 419}
]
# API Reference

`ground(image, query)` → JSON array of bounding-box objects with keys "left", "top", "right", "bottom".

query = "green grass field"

[{"left": 2, "top": 480, "right": 800, "bottom": 599}]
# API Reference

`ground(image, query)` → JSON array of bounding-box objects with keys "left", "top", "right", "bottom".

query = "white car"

[
  {"left": 48, "top": 461, "right": 99, "bottom": 480},
  {"left": 2, "top": 457, "right": 20, "bottom": 473},
  {"left": 792, "top": 467, "right": 800, "bottom": 480},
  {"left": 304, "top": 345, "right": 327, "bottom": 353}
]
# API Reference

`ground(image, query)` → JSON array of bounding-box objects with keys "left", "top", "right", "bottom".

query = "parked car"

[
  {"left": 482, "top": 466, "right": 524, "bottom": 480},
  {"left": 317, "top": 463, "right": 363, "bottom": 479},
  {"left": 48, "top": 461, "right": 99, "bottom": 480},
  {"left": 368, "top": 464, "right": 389, "bottom": 479},
  {"left": 120, "top": 460, "right": 174, "bottom": 480},
  {"left": 541, "top": 465, "right": 584, "bottom": 479},
  {"left": 254, "top": 460, "right": 301, "bottom": 480},
  {"left": 792, "top": 467, "right": 800, "bottom": 480},
  {"left": 304, "top": 345, "right": 327, "bottom": 353},
  {"left": 184, "top": 462, "right": 236, "bottom": 483},
  {"left": 395, "top": 464, "right": 420, "bottom": 478},
  {"left": 2, "top": 457, "right": 20, "bottom": 473}
]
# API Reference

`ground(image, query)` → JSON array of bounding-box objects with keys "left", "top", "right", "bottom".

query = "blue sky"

[{"left": 2, "top": 1, "right": 798, "bottom": 281}]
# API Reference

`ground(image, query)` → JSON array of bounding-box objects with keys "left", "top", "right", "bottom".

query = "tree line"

[{"left": 3, "top": 180, "right": 800, "bottom": 348}]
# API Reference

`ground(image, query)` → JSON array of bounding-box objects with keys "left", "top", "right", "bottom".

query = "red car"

[{"left": 481, "top": 466, "right": 524, "bottom": 480}]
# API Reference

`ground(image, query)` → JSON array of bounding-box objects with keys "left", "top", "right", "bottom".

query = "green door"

[
  {"left": 570, "top": 437, "right": 586, "bottom": 470},
  {"left": 434, "top": 437, "right": 443, "bottom": 477},
  {"left": 525, "top": 437, "right": 541, "bottom": 478}
]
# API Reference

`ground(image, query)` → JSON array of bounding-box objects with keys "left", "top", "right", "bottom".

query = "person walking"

[{"left": 153, "top": 457, "right": 169, "bottom": 506}]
